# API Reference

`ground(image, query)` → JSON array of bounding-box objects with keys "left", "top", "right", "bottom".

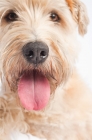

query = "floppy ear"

[{"left": 66, "top": 0, "right": 89, "bottom": 36}]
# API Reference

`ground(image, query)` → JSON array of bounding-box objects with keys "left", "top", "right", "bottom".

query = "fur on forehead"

[
  {"left": 0, "top": 0, "right": 68, "bottom": 10},
  {"left": 0, "top": 0, "right": 75, "bottom": 32},
  {"left": 0, "top": 0, "right": 89, "bottom": 36},
  {"left": 0, "top": 0, "right": 75, "bottom": 19}
]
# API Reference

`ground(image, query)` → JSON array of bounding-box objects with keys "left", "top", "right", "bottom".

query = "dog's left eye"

[
  {"left": 5, "top": 12, "right": 18, "bottom": 22},
  {"left": 50, "top": 12, "right": 60, "bottom": 22}
]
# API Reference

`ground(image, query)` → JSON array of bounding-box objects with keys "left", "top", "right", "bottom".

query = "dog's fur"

[{"left": 0, "top": 0, "right": 92, "bottom": 140}]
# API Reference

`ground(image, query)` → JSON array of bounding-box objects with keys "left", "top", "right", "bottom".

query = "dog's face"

[{"left": 0, "top": 0, "right": 89, "bottom": 111}]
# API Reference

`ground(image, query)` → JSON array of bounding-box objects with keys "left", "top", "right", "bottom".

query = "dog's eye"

[
  {"left": 5, "top": 12, "right": 18, "bottom": 22},
  {"left": 50, "top": 12, "right": 60, "bottom": 22}
]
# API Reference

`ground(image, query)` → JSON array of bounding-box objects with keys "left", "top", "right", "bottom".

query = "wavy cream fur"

[{"left": 0, "top": 0, "right": 91, "bottom": 140}]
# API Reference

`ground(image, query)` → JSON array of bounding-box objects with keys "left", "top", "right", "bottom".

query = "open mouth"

[{"left": 18, "top": 70, "right": 50, "bottom": 111}]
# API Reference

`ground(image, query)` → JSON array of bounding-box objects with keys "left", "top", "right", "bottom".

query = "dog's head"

[{"left": 0, "top": 0, "right": 89, "bottom": 111}]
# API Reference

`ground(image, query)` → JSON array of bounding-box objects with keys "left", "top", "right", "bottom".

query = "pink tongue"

[{"left": 18, "top": 71, "right": 50, "bottom": 111}]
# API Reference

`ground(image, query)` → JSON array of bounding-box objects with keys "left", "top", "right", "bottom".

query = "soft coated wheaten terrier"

[{"left": 0, "top": 0, "right": 92, "bottom": 140}]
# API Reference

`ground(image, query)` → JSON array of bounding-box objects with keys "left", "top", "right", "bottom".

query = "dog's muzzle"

[{"left": 22, "top": 41, "right": 49, "bottom": 64}]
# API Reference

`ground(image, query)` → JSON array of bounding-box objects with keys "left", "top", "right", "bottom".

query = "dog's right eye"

[{"left": 5, "top": 11, "right": 18, "bottom": 22}]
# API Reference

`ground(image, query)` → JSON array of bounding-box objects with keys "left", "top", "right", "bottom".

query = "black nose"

[{"left": 22, "top": 42, "right": 49, "bottom": 64}]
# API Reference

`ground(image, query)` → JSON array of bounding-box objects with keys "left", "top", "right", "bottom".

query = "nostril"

[
  {"left": 40, "top": 51, "right": 47, "bottom": 58},
  {"left": 25, "top": 50, "right": 34, "bottom": 58},
  {"left": 23, "top": 41, "right": 49, "bottom": 64}
]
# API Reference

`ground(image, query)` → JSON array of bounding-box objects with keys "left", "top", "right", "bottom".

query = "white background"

[{"left": 76, "top": 0, "right": 92, "bottom": 90}]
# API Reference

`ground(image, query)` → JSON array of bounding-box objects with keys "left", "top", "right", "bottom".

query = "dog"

[{"left": 0, "top": 0, "right": 92, "bottom": 140}]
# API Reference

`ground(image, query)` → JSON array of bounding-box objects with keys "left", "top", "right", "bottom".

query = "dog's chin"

[{"left": 17, "top": 70, "right": 51, "bottom": 111}]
